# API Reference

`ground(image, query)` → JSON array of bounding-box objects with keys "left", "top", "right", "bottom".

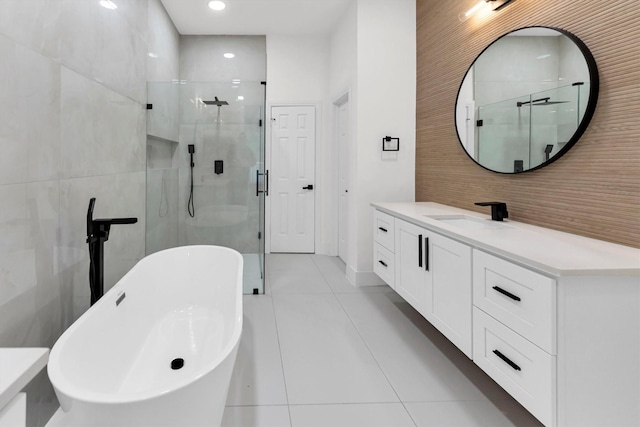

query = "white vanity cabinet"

[
  {"left": 472, "top": 249, "right": 557, "bottom": 425},
  {"left": 373, "top": 210, "right": 396, "bottom": 288},
  {"left": 371, "top": 202, "right": 640, "bottom": 427},
  {"left": 394, "top": 218, "right": 473, "bottom": 358}
]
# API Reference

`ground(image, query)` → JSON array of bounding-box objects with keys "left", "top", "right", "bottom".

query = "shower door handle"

[{"left": 256, "top": 170, "right": 269, "bottom": 197}]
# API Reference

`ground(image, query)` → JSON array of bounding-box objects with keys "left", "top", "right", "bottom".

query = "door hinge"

[
  {"left": 258, "top": 231, "right": 262, "bottom": 240},
  {"left": 476, "top": 119, "right": 483, "bottom": 127},
  {"left": 259, "top": 119, "right": 262, "bottom": 127},
  {"left": 146, "top": 104, "right": 153, "bottom": 110}
]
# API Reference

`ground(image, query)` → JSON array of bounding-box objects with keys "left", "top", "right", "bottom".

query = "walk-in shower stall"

[{"left": 146, "top": 81, "right": 266, "bottom": 294}]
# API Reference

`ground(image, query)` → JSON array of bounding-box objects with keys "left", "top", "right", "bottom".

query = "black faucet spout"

[
  {"left": 475, "top": 201, "right": 509, "bottom": 221},
  {"left": 86, "top": 198, "right": 137, "bottom": 305}
]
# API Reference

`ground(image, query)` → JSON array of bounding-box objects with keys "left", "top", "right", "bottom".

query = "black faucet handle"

[
  {"left": 475, "top": 202, "right": 509, "bottom": 221},
  {"left": 86, "top": 197, "right": 138, "bottom": 242},
  {"left": 93, "top": 217, "right": 138, "bottom": 225},
  {"left": 87, "top": 197, "right": 97, "bottom": 238}
]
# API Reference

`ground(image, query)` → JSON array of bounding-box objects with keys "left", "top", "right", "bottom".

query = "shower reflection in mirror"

[{"left": 455, "top": 26, "right": 598, "bottom": 174}]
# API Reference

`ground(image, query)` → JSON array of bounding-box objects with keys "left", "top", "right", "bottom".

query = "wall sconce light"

[
  {"left": 382, "top": 136, "right": 399, "bottom": 152},
  {"left": 459, "top": 0, "right": 515, "bottom": 21}
]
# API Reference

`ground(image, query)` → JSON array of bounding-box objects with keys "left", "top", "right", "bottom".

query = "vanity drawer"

[
  {"left": 473, "top": 308, "right": 556, "bottom": 427},
  {"left": 373, "top": 243, "right": 395, "bottom": 288},
  {"left": 473, "top": 250, "right": 556, "bottom": 354},
  {"left": 374, "top": 210, "right": 395, "bottom": 252}
]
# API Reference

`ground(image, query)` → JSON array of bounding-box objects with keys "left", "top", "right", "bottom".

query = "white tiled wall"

[{"left": 0, "top": 0, "right": 165, "bottom": 425}]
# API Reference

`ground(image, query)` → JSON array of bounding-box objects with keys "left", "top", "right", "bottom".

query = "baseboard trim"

[{"left": 346, "top": 265, "right": 385, "bottom": 287}]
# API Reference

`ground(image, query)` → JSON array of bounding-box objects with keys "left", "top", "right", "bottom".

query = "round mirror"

[{"left": 455, "top": 26, "right": 599, "bottom": 174}]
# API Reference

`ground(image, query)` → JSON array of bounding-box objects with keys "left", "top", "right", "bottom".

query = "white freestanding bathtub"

[{"left": 47, "top": 245, "right": 243, "bottom": 427}]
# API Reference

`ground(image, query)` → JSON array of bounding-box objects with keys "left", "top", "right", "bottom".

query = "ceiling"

[{"left": 160, "top": 0, "right": 353, "bottom": 36}]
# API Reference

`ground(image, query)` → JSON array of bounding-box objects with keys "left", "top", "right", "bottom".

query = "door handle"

[
  {"left": 256, "top": 170, "right": 269, "bottom": 196},
  {"left": 302, "top": 185, "right": 314, "bottom": 190}
]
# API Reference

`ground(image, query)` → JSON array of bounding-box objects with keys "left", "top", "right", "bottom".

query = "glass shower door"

[
  {"left": 257, "top": 83, "right": 267, "bottom": 293},
  {"left": 145, "top": 81, "right": 265, "bottom": 294}
]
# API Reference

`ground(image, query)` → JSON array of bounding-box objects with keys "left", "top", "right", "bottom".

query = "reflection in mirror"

[{"left": 455, "top": 26, "right": 598, "bottom": 174}]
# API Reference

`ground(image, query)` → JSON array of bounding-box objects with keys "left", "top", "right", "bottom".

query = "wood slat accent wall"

[{"left": 416, "top": 0, "right": 640, "bottom": 248}]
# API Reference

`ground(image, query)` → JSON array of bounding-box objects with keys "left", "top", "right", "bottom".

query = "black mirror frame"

[{"left": 454, "top": 26, "right": 600, "bottom": 174}]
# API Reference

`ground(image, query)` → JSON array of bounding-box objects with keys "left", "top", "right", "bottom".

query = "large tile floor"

[{"left": 222, "top": 254, "right": 542, "bottom": 427}]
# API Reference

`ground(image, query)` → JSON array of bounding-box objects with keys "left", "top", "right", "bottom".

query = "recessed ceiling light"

[
  {"left": 99, "top": 0, "right": 118, "bottom": 10},
  {"left": 237, "top": 96, "right": 244, "bottom": 101},
  {"left": 232, "top": 79, "right": 241, "bottom": 84},
  {"left": 208, "top": 1, "right": 226, "bottom": 11},
  {"left": 224, "top": 53, "right": 235, "bottom": 59},
  {"left": 148, "top": 52, "right": 158, "bottom": 58}
]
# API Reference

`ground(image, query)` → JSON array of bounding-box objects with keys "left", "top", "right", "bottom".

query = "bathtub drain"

[{"left": 171, "top": 358, "right": 184, "bottom": 370}]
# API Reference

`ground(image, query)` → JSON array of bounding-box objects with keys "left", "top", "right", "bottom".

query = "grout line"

[
  {"left": 309, "top": 254, "right": 347, "bottom": 295},
  {"left": 268, "top": 291, "right": 293, "bottom": 427},
  {"left": 225, "top": 404, "right": 290, "bottom": 408},
  {"left": 334, "top": 294, "right": 419, "bottom": 427},
  {"left": 286, "top": 401, "right": 407, "bottom": 407},
  {"left": 308, "top": 255, "right": 338, "bottom": 295}
]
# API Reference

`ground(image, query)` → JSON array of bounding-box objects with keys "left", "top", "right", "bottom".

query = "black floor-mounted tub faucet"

[{"left": 86, "top": 198, "right": 137, "bottom": 305}]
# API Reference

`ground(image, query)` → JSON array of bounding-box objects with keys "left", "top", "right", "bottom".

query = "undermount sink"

[{"left": 424, "top": 214, "right": 510, "bottom": 230}]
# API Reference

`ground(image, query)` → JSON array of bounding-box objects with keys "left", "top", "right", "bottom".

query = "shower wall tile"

[
  {"left": 147, "top": 137, "right": 177, "bottom": 170},
  {"left": 558, "top": 35, "right": 591, "bottom": 84},
  {"left": 113, "top": 0, "right": 149, "bottom": 43},
  {"left": 59, "top": 172, "right": 146, "bottom": 318},
  {"left": 147, "top": 82, "right": 180, "bottom": 141},
  {"left": 22, "top": 46, "right": 62, "bottom": 183},
  {"left": 58, "top": 0, "right": 100, "bottom": 86},
  {"left": 0, "top": 180, "right": 61, "bottom": 346},
  {"left": 179, "top": 36, "right": 267, "bottom": 83},
  {"left": 147, "top": 0, "right": 180, "bottom": 82},
  {"left": 94, "top": 5, "right": 147, "bottom": 103},
  {"left": 0, "top": 36, "right": 61, "bottom": 185},
  {"left": 1, "top": 1, "right": 152, "bottom": 425},
  {"left": 60, "top": 67, "right": 145, "bottom": 179},
  {"left": 59, "top": 0, "right": 146, "bottom": 103},
  {"left": 474, "top": 36, "right": 559, "bottom": 108},
  {"left": 177, "top": 166, "right": 259, "bottom": 254},
  {"left": 178, "top": 81, "right": 264, "bottom": 125},
  {"left": 0, "top": 0, "right": 62, "bottom": 60},
  {"left": 146, "top": 168, "right": 179, "bottom": 255}
]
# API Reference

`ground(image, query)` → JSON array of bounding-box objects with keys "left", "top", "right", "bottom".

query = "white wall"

[
  {"left": 263, "top": 1, "right": 416, "bottom": 287},
  {"left": 329, "top": 1, "right": 358, "bottom": 268},
  {"left": 266, "top": 35, "right": 332, "bottom": 254},
  {"left": 351, "top": 0, "right": 416, "bottom": 284}
]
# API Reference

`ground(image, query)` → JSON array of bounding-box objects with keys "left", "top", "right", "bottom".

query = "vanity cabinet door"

[
  {"left": 395, "top": 219, "right": 431, "bottom": 318},
  {"left": 394, "top": 218, "right": 473, "bottom": 358},
  {"left": 427, "top": 233, "right": 472, "bottom": 358}
]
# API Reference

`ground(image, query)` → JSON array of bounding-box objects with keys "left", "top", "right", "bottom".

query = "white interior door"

[
  {"left": 270, "top": 106, "right": 316, "bottom": 253},
  {"left": 337, "top": 100, "right": 349, "bottom": 262}
]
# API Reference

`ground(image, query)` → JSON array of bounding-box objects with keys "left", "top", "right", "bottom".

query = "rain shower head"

[
  {"left": 203, "top": 96, "right": 229, "bottom": 106},
  {"left": 517, "top": 97, "right": 569, "bottom": 107}
]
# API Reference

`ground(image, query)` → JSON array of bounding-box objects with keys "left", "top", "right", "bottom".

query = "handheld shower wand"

[{"left": 188, "top": 144, "right": 195, "bottom": 217}]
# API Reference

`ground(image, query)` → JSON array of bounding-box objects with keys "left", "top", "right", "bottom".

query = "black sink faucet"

[
  {"left": 475, "top": 202, "right": 509, "bottom": 221},
  {"left": 86, "top": 198, "right": 137, "bottom": 305}
]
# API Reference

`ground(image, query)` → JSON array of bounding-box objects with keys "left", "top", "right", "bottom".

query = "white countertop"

[
  {"left": 0, "top": 348, "right": 49, "bottom": 411},
  {"left": 372, "top": 202, "right": 640, "bottom": 277}
]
